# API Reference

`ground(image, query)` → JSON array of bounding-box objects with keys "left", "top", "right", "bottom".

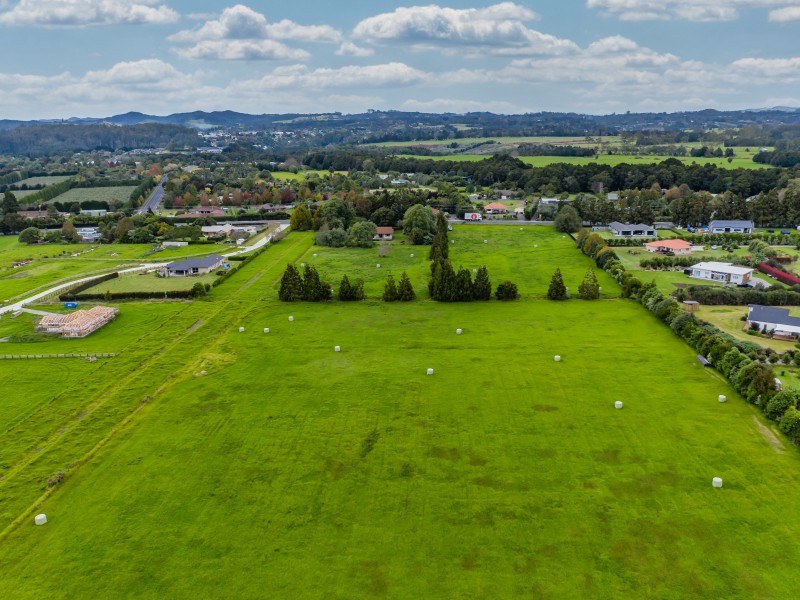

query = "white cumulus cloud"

[
  {"left": 353, "top": 2, "right": 577, "bottom": 55},
  {"left": 0, "top": 0, "right": 178, "bottom": 27},
  {"left": 587, "top": 0, "right": 800, "bottom": 22},
  {"left": 769, "top": 5, "right": 800, "bottom": 20},
  {"left": 170, "top": 4, "right": 341, "bottom": 60}
]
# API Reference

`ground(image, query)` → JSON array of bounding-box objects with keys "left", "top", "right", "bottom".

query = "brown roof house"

[{"left": 373, "top": 227, "right": 394, "bottom": 241}]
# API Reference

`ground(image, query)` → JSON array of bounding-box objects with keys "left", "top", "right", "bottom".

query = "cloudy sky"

[{"left": 0, "top": 0, "right": 799, "bottom": 119}]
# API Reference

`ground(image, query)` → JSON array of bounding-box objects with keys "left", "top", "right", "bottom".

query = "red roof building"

[
  {"left": 374, "top": 226, "right": 394, "bottom": 241},
  {"left": 644, "top": 239, "right": 693, "bottom": 254}
]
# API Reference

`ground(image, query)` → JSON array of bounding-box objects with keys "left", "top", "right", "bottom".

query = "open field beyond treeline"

[{"left": 1, "top": 227, "right": 800, "bottom": 598}]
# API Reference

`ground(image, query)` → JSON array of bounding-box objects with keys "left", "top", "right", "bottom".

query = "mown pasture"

[{"left": 0, "top": 228, "right": 799, "bottom": 598}]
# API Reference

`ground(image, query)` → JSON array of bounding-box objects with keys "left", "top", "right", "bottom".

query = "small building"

[
  {"left": 747, "top": 304, "right": 800, "bottom": 339},
  {"left": 608, "top": 222, "right": 656, "bottom": 237},
  {"left": 373, "top": 227, "right": 394, "bottom": 241},
  {"left": 36, "top": 306, "right": 119, "bottom": 338},
  {"left": 689, "top": 261, "right": 753, "bottom": 285},
  {"left": 644, "top": 239, "right": 693, "bottom": 254},
  {"left": 163, "top": 254, "right": 224, "bottom": 277},
  {"left": 77, "top": 227, "right": 102, "bottom": 243},
  {"left": 709, "top": 220, "right": 755, "bottom": 234},
  {"left": 683, "top": 300, "right": 700, "bottom": 312},
  {"left": 484, "top": 202, "right": 509, "bottom": 215}
]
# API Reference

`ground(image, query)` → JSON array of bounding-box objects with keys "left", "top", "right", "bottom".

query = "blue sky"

[{"left": 0, "top": 0, "right": 799, "bottom": 119}]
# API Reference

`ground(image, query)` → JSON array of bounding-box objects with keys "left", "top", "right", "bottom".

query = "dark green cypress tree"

[
  {"left": 338, "top": 274, "right": 352, "bottom": 301},
  {"left": 547, "top": 268, "right": 568, "bottom": 300},
  {"left": 455, "top": 266, "right": 474, "bottom": 301},
  {"left": 278, "top": 264, "right": 302, "bottom": 301},
  {"left": 473, "top": 266, "right": 491, "bottom": 300},
  {"left": 397, "top": 271, "right": 416, "bottom": 301},
  {"left": 383, "top": 273, "right": 399, "bottom": 302},
  {"left": 429, "top": 212, "right": 450, "bottom": 260}
]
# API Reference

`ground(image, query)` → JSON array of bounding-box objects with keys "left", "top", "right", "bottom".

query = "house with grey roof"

[
  {"left": 163, "top": 254, "right": 224, "bottom": 277},
  {"left": 747, "top": 304, "right": 800, "bottom": 338},
  {"left": 709, "top": 220, "right": 755, "bottom": 234},
  {"left": 608, "top": 222, "right": 656, "bottom": 237}
]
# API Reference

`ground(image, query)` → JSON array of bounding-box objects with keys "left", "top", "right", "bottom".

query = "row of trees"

[
  {"left": 383, "top": 273, "right": 415, "bottom": 301},
  {"left": 572, "top": 228, "right": 800, "bottom": 438},
  {"left": 546, "top": 268, "right": 600, "bottom": 300},
  {"left": 278, "top": 264, "right": 332, "bottom": 302}
]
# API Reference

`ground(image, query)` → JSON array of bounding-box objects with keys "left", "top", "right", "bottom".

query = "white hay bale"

[
  {"left": 376, "top": 264, "right": 381, "bottom": 268},
  {"left": 473, "top": 268, "right": 477, "bottom": 273},
  {"left": 718, "top": 394, "right": 727, "bottom": 403},
  {"left": 410, "top": 253, "right": 415, "bottom": 258},
  {"left": 615, "top": 401, "right": 623, "bottom": 409},
  {"left": 520, "top": 227, "right": 523, "bottom": 230},
  {"left": 554, "top": 355, "right": 561, "bottom": 362},
  {"left": 451, "top": 240, "right": 455, "bottom": 244},
  {"left": 313, "top": 253, "right": 318, "bottom": 257},
  {"left": 263, "top": 327, "right": 270, "bottom": 334},
  {"left": 300, "top": 262, "right": 305, "bottom": 267},
  {"left": 288, "top": 316, "right": 294, "bottom": 322},
  {"left": 427, "top": 368, "right": 434, "bottom": 375},
  {"left": 456, "top": 328, "right": 462, "bottom": 335},
  {"left": 35, "top": 514, "right": 47, "bottom": 525},
  {"left": 534, "top": 244, "right": 538, "bottom": 248},
  {"left": 712, "top": 477, "right": 723, "bottom": 488},
  {"left": 239, "top": 327, "right": 245, "bottom": 333},
  {"left": 335, "top": 346, "right": 341, "bottom": 352},
  {"left": 483, "top": 240, "right": 488, "bottom": 244}
]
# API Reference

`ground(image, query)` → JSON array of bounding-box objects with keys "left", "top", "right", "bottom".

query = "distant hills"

[{"left": 1, "top": 107, "right": 799, "bottom": 133}]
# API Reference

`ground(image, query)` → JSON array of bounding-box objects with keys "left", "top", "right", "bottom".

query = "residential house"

[
  {"left": 689, "top": 261, "right": 753, "bottom": 284},
  {"left": 746, "top": 304, "right": 800, "bottom": 339},
  {"left": 608, "top": 222, "right": 656, "bottom": 237},
  {"left": 644, "top": 239, "right": 693, "bottom": 254},
  {"left": 484, "top": 202, "right": 509, "bottom": 215},
  {"left": 373, "top": 227, "right": 394, "bottom": 241},
  {"left": 163, "top": 254, "right": 224, "bottom": 277},
  {"left": 709, "top": 220, "right": 755, "bottom": 234}
]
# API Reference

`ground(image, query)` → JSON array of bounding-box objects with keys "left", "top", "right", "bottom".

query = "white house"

[
  {"left": 708, "top": 220, "right": 755, "bottom": 234},
  {"left": 689, "top": 261, "right": 753, "bottom": 284},
  {"left": 747, "top": 304, "right": 800, "bottom": 338},
  {"left": 373, "top": 227, "right": 394, "bottom": 240}
]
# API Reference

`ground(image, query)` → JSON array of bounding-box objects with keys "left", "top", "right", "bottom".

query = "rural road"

[
  {"left": 137, "top": 176, "right": 167, "bottom": 214},
  {"left": 0, "top": 224, "right": 289, "bottom": 317}
]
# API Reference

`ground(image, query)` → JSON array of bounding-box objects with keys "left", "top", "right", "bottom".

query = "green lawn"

[
  {"left": 2, "top": 229, "right": 800, "bottom": 598},
  {"left": 88, "top": 271, "right": 219, "bottom": 293},
  {"left": 695, "top": 305, "right": 798, "bottom": 352}
]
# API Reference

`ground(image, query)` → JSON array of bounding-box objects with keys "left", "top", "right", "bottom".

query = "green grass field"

[
  {"left": 88, "top": 271, "right": 219, "bottom": 293},
  {"left": 1, "top": 228, "right": 800, "bottom": 598},
  {"left": 48, "top": 186, "right": 138, "bottom": 205},
  {"left": 12, "top": 175, "right": 72, "bottom": 187},
  {"left": 0, "top": 237, "right": 232, "bottom": 303},
  {"left": 395, "top": 154, "right": 770, "bottom": 170}
]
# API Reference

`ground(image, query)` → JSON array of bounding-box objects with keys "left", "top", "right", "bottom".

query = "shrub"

[
  {"left": 766, "top": 391, "right": 799, "bottom": 421},
  {"left": 495, "top": 281, "right": 519, "bottom": 300},
  {"left": 397, "top": 271, "right": 415, "bottom": 301}
]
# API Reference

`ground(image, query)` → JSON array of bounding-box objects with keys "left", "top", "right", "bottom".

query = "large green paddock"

[
  {"left": 395, "top": 153, "right": 769, "bottom": 170},
  {"left": 1, "top": 228, "right": 800, "bottom": 598}
]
